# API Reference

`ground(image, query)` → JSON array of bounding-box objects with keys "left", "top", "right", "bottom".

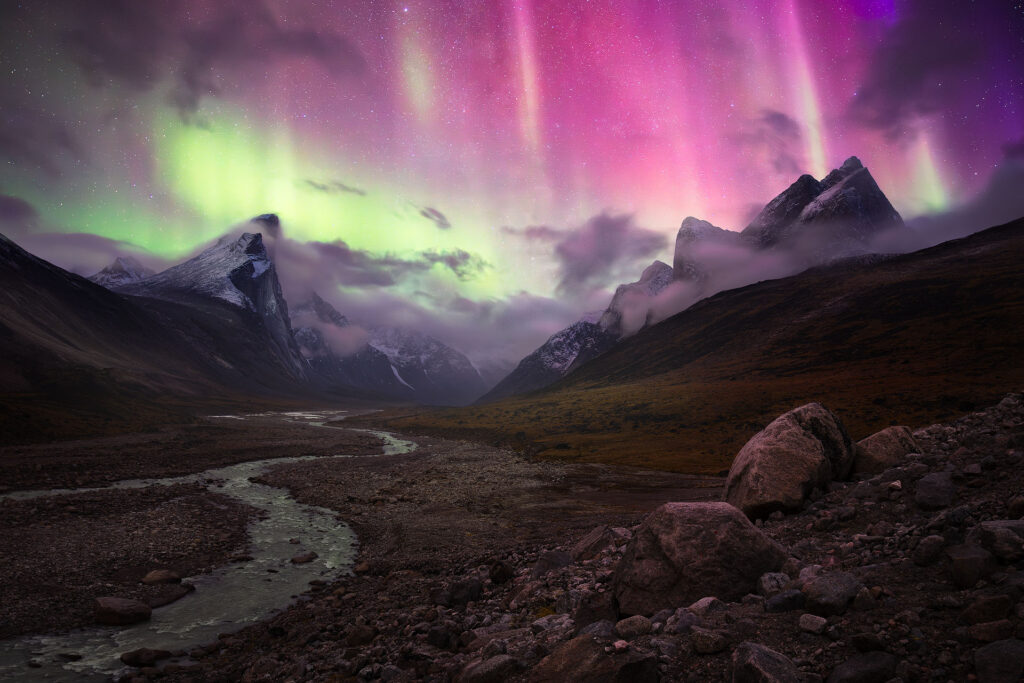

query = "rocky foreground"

[{"left": 140, "top": 393, "right": 1024, "bottom": 682}]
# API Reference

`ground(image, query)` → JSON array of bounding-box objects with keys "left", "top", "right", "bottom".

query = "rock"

[
  {"left": 531, "top": 550, "right": 573, "bottom": 579},
  {"left": 571, "top": 525, "right": 624, "bottom": 561},
  {"left": 427, "top": 624, "right": 453, "bottom": 649},
  {"left": 766, "top": 589, "right": 806, "bottom": 613},
  {"left": 975, "top": 520, "right": 1024, "bottom": 562},
  {"left": 961, "top": 595, "right": 1013, "bottom": 624},
  {"left": 528, "top": 635, "right": 658, "bottom": 682},
  {"left": 946, "top": 544, "right": 996, "bottom": 588},
  {"left": 688, "top": 596, "right": 726, "bottom": 616},
  {"left": 120, "top": 648, "right": 172, "bottom": 667},
  {"left": 572, "top": 589, "right": 618, "bottom": 627},
  {"left": 757, "top": 572, "right": 790, "bottom": 597},
  {"left": 799, "top": 613, "right": 828, "bottom": 634},
  {"left": 802, "top": 572, "right": 860, "bottom": 616},
  {"left": 146, "top": 583, "right": 195, "bottom": 608},
  {"left": 613, "top": 502, "right": 787, "bottom": 616},
  {"left": 1007, "top": 496, "right": 1024, "bottom": 519},
  {"left": 912, "top": 534, "right": 946, "bottom": 566},
  {"left": 459, "top": 654, "right": 519, "bottom": 683},
  {"left": 140, "top": 569, "right": 181, "bottom": 585},
  {"left": 614, "top": 615, "right": 651, "bottom": 639},
  {"left": 970, "top": 620, "right": 1014, "bottom": 643},
  {"left": 691, "top": 626, "right": 728, "bottom": 654},
  {"left": 974, "top": 638, "right": 1024, "bottom": 683},
  {"left": 724, "top": 403, "right": 854, "bottom": 518},
  {"left": 853, "top": 426, "right": 919, "bottom": 474},
  {"left": 346, "top": 624, "right": 378, "bottom": 646},
  {"left": 579, "top": 620, "right": 615, "bottom": 639},
  {"left": 915, "top": 472, "right": 955, "bottom": 510},
  {"left": 850, "top": 633, "right": 885, "bottom": 652},
  {"left": 826, "top": 652, "right": 898, "bottom": 683},
  {"left": 450, "top": 578, "right": 483, "bottom": 606},
  {"left": 290, "top": 552, "right": 317, "bottom": 564},
  {"left": 93, "top": 597, "right": 152, "bottom": 626},
  {"left": 731, "top": 642, "right": 803, "bottom": 683},
  {"left": 488, "top": 560, "right": 514, "bottom": 585}
]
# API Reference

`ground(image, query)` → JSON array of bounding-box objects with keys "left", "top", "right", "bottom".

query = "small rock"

[
  {"left": 915, "top": 472, "right": 955, "bottom": 510},
  {"left": 757, "top": 572, "right": 790, "bottom": 597},
  {"left": 579, "top": 620, "right": 615, "bottom": 639},
  {"left": 970, "top": 620, "right": 1014, "bottom": 643},
  {"left": 826, "top": 651, "right": 897, "bottom": 683},
  {"left": 688, "top": 596, "right": 726, "bottom": 616},
  {"left": 976, "top": 521, "right": 1024, "bottom": 562},
  {"left": 614, "top": 615, "right": 652, "bottom": 639},
  {"left": 450, "top": 577, "right": 483, "bottom": 606},
  {"left": 346, "top": 624, "right": 378, "bottom": 646},
  {"left": 459, "top": 654, "right": 519, "bottom": 683},
  {"left": 1007, "top": 496, "right": 1024, "bottom": 519},
  {"left": 974, "top": 638, "right": 1024, "bottom": 683},
  {"left": 853, "top": 426, "right": 919, "bottom": 475},
  {"left": 961, "top": 595, "right": 1013, "bottom": 624},
  {"left": 120, "top": 648, "right": 172, "bottom": 667},
  {"left": 731, "top": 642, "right": 802, "bottom": 683},
  {"left": 912, "top": 535, "right": 946, "bottom": 566},
  {"left": 803, "top": 572, "right": 860, "bottom": 616},
  {"left": 93, "top": 597, "right": 151, "bottom": 626},
  {"left": 290, "top": 552, "right": 317, "bottom": 564},
  {"left": 766, "top": 589, "right": 806, "bottom": 613},
  {"left": 799, "top": 613, "right": 828, "bottom": 635},
  {"left": 140, "top": 570, "right": 180, "bottom": 585},
  {"left": 946, "top": 544, "right": 995, "bottom": 588},
  {"left": 690, "top": 627, "right": 728, "bottom": 654},
  {"left": 531, "top": 550, "right": 572, "bottom": 579},
  {"left": 488, "top": 560, "right": 514, "bottom": 585}
]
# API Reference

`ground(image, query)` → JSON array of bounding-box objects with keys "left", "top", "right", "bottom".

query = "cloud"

[
  {"left": 54, "top": 0, "right": 366, "bottom": 115},
  {"left": 0, "top": 106, "right": 84, "bottom": 177},
  {"left": 419, "top": 207, "right": 452, "bottom": 230},
  {"left": 303, "top": 179, "right": 367, "bottom": 196},
  {"left": 0, "top": 194, "right": 39, "bottom": 224},
  {"left": 500, "top": 225, "right": 566, "bottom": 241},
  {"left": 554, "top": 212, "right": 667, "bottom": 296},
  {"left": 730, "top": 109, "right": 803, "bottom": 175},
  {"left": 417, "top": 249, "right": 489, "bottom": 280},
  {"left": 849, "top": 1, "right": 1021, "bottom": 136}
]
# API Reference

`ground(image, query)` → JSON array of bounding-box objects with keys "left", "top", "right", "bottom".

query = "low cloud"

[
  {"left": 500, "top": 225, "right": 566, "bottom": 242},
  {"left": 303, "top": 179, "right": 367, "bottom": 196},
  {"left": 554, "top": 212, "right": 667, "bottom": 297}
]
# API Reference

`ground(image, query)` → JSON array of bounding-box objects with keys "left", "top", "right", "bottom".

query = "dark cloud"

[
  {"left": 849, "top": 1, "right": 1022, "bottom": 136},
  {"left": 419, "top": 207, "right": 452, "bottom": 230},
  {"left": 0, "top": 194, "right": 39, "bottom": 224},
  {"left": 731, "top": 109, "right": 803, "bottom": 175},
  {"left": 417, "top": 249, "right": 489, "bottom": 280},
  {"left": 554, "top": 213, "right": 667, "bottom": 296},
  {"left": 500, "top": 225, "right": 566, "bottom": 241},
  {"left": 0, "top": 107, "right": 84, "bottom": 177},
  {"left": 304, "top": 179, "right": 367, "bottom": 196},
  {"left": 54, "top": 0, "right": 365, "bottom": 115}
]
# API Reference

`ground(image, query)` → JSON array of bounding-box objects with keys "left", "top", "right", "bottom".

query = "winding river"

[{"left": 0, "top": 411, "right": 415, "bottom": 681}]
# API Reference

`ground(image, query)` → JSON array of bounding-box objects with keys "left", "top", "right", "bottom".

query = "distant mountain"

[
  {"left": 598, "top": 260, "right": 674, "bottom": 335},
  {"left": 741, "top": 156, "right": 903, "bottom": 257},
  {"left": 368, "top": 327, "right": 486, "bottom": 406},
  {"left": 0, "top": 230, "right": 325, "bottom": 442},
  {"left": 88, "top": 257, "right": 154, "bottom": 289},
  {"left": 672, "top": 217, "right": 743, "bottom": 286},
  {"left": 292, "top": 292, "right": 486, "bottom": 406},
  {"left": 117, "top": 221, "right": 307, "bottom": 381},
  {"left": 397, "top": 217, "right": 1024, "bottom": 474},
  {"left": 479, "top": 320, "right": 619, "bottom": 402}
]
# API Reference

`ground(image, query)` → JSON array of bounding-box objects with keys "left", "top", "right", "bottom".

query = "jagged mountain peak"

[
  {"left": 294, "top": 291, "right": 351, "bottom": 328},
  {"left": 88, "top": 256, "right": 155, "bottom": 289}
]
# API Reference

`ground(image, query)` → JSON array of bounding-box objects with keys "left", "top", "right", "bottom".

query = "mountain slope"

[
  {"left": 368, "top": 327, "right": 486, "bottom": 405},
  {"left": 118, "top": 226, "right": 307, "bottom": 382},
  {"left": 387, "top": 217, "right": 1024, "bottom": 474},
  {"left": 88, "top": 257, "right": 155, "bottom": 288}
]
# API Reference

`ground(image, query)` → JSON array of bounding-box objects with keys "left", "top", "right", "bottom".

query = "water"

[{"left": 0, "top": 411, "right": 415, "bottom": 681}]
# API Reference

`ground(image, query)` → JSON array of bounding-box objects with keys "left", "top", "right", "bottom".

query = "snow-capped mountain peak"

[{"left": 87, "top": 256, "right": 155, "bottom": 289}]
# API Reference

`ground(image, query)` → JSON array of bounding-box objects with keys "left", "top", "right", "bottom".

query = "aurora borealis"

[{"left": 1, "top": 0, "right": 1023, "bottom": 364}]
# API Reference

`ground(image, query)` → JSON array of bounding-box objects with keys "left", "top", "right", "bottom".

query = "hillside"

[{"left": 381, "top": 217, "right": 1024, "bottom": 473}]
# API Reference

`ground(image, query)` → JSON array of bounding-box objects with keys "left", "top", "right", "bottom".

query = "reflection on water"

[{"left": 0, "top": 411, "right": 415, "bottom": 681}]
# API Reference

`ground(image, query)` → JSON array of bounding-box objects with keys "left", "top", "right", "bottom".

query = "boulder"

[
  {"left": 459, "top": 655, "right": 519, "bottom": 683},
  {"left": 94, "top": 597, "right": 152, "bottom": 626},
  {"left": 691, "top": 627, "right": 728, "bottom": 654},
  {"left": 915, "top": 472, "right": 955, "bottom": 510},
  {"left": 572, "top": 525, "right": 626, "bottom": 561},
  {"left": 974, "top": 520, "right": 1024, "bottom": 562},
  {"left": 613, "top": 502, "right": 787, "bottom": 616},
  {"left": 852, "top": 426, "right": 919, "bottom": 474},
  {"left": 724, "top": 403, "right": 854, "bottom": 518},
  {"left": 731, "top": 642, "right": 802, "bottom": 683},
  {"left": 614, "top": 615, "right": 651, "bottom": 639},
  {"left": 531, "top": 550, "right": 573, "bottom": 579}
]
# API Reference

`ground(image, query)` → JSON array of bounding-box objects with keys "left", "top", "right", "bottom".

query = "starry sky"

[{"left": 1, "top": 0, "right": 1023, "bottom": 365}]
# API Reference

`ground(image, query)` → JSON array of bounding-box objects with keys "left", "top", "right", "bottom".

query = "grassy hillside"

[{"left": 381, "top": 218, "right": 1024, "bottom": 474}]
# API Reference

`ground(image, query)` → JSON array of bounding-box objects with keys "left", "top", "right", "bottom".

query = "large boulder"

[
  {"left": 731, "top": 642, "right": 803, "bottom": 682},
  {"left": 613, "top": 502, "right": 787, "bottom": 616},
  {"left": 528, "top": 635, "right": 658, "bottom": 682},
  {"left": 853, "top": 426, "right": 919, "bottom": 474},
  {"left": 724, "top": 403, "right": 854, "bottom": 518}
]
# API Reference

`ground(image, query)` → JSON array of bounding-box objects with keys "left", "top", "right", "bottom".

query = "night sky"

[{"left": 1, "top": 1, "right": 1023, "bottom": 364}]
